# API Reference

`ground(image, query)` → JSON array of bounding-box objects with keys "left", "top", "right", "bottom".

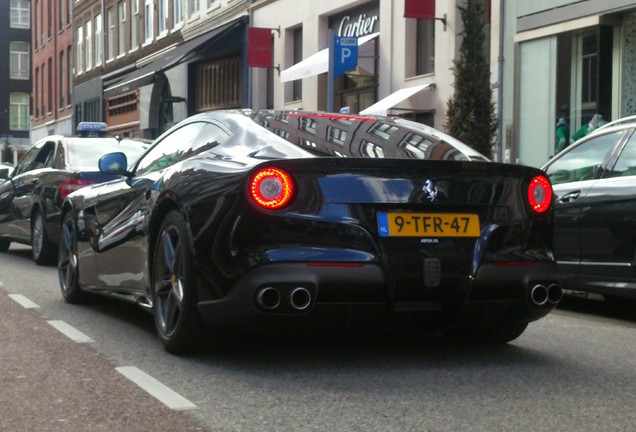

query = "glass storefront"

[{"left": 329, "top": 2, "right": 379, "bottom": 114}]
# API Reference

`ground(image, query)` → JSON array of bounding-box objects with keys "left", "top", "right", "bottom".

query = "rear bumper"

[{"left": 196, "top": 261, "right": 559, "bottom": 332}]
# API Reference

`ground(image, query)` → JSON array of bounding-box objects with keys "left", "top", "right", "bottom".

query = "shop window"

[
  {"left": 107, "top": 92, "right": 138, "bottom": 118},
  {"left": 581, "top": 32, "right": 598, "bottom": 110},
  {"left": 84, "top": 99, "right": 102, "bottom": 122},
  {"left": 335, "top": 38, "right": 377, "bottom": 113},
  {"left": 194, "top": 58, "right": 241, "bottom": 111}
]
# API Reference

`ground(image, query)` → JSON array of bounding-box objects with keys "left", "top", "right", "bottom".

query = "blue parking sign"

[{"left": 333, "top": 36, "right": 358, "bottom": 77}]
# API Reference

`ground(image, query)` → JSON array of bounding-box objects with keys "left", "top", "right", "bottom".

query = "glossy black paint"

[
  {"left": 61, "top": 110, "right": 559, "bottom": 348},
  {"left": 0, "top": 135, "right": 148, "bottom": 262},
  {"left": 543, "top": 123, "right": 636, "bottom": 298}
]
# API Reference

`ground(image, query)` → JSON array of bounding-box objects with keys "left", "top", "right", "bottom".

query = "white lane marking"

[
  {"left": 47, "top": 320, "right": 94, "bottom": 343},
  {"left": 116, "top": 366, "right": 197, "bottom": 411},
  {"left": 9, "top": 294, "right": 40, "bottom": 309}
]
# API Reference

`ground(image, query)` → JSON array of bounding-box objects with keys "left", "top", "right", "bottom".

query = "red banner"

[
  {"left": 404, "top": 0, "right": 436, "bottom": 20},
  {"left": 248, "top": 28, "right": 273, "bottom": 68}
]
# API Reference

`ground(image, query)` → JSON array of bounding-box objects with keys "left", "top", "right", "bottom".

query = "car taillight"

[
  {"left": 528, "top": 175, "right": 552, "bottom": 214},
  {"left": 59, "top": 179, "right": 96, "bottom": 200},
  {"left": 249, "top": 167, "right": 294, "bottom": 210}
]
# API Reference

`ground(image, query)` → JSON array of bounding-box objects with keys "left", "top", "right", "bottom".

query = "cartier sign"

[
  {"left": 331, "top": 3, "right": 380, "bottom": 38},
  {"left": 338, "top": 14, "right": 379, "bottom": 37}
]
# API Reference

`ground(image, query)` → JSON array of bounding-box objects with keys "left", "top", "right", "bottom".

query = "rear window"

[
  {"left": 252, "top": 111, "right": 490, "bottom": 161},
  {"left": 66, "top": 138, "right": 149, "bottom": 169}
]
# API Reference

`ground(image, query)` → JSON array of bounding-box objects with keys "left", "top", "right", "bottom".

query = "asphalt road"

[{"left": 2, "top": 244, "right": 636, "bottom": 431}]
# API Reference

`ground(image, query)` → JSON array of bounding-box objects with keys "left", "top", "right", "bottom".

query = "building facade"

[
  {"left": 1, "top": 0, "right": 33, "bottom": 162},
  {"left": 31, "top": 0, "right": 74, "bottom": 142},
  {"left": 509, "top": 0, "right": 636, "bottom": 168},
  {"left": 71, "top": 0, "right": 250, "bottom": 140},
  {"left": 249, "top": 0, "right": 498, "bottom": 135}
]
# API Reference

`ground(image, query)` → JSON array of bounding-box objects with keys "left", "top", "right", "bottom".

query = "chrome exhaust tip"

[
  {"left": 530, "top": 284, "right": 549, "bottom": 306},
  {"left": 256, "top": 287, "right": 281, "bottom": 310},
  {"left": 289, "top": 287, "right": 312, "bottom": 311},
  {"left": 547, "top": 284, "right": 563, "bottom": 304}
]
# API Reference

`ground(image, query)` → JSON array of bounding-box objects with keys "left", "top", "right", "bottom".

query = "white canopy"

[
  {"left": 280, "top": 32, "right": 380, "bottom": 83},
  {"left": 360, "top": 83, "right": 434, "bottom": 116}
]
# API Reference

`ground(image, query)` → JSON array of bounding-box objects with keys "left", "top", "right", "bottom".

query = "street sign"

[{"left": 333, "top": 36, "right": 358, "bottom": 77}]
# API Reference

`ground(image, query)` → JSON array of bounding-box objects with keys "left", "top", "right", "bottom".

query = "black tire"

[
  {"left": 0, "top": 239, "right": 10, "bottom": 252},
  {"left": 442, "top": 321, "right": 528, "bottom": 345},
  {"left": 58, "top": 211, "right": 86, "bottom": 304},
  {"left": 32, "top": 210, "right": 56, "bottom": 265},
  {"left": 152, "top": 210, "right": 205, "bottom": 354}
]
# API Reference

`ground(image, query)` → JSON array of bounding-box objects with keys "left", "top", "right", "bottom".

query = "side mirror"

[{"left": 99, "top": 152, "right": 129, "bottom": 175}]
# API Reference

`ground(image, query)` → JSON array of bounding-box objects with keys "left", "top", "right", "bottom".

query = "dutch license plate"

[{"left": 377, "top": 212, "right": 480, "bottom": 237}]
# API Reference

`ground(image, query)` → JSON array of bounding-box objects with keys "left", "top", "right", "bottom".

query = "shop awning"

[
  {"left": 280, "top": 32, "right": 380, "bottom": 83},
  {"left": 360, "top": 83, "right": 434, "bottom": 116},
  {"left": 104, "top": 18, "right": 245, "bottom": 98}
]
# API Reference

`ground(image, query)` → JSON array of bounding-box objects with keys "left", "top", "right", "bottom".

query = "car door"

[
  {"left": 577, "top": 128, "right": 636, "bottom": 283},
  {"left": 92, "top": 121, "right": 208, "bottom": 293},
  {"left": 545, "top": 130, "right": 627, "bottom": 280}
]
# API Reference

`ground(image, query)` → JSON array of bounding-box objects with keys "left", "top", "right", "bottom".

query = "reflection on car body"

[
  {"left": 543, "top": 116, "right": 636, "bottom": 300},
  {"left": 58, "top": 110, "right": 560, "bottom": 353}
]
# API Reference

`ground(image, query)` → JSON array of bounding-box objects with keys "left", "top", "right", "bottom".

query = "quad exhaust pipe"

[
  {"left": 256, "top": 287, "right": 281, "bottom": 310},
  {"left": 530, "top": 283, "right": 562, "bottom": 306},
  {"left": 255, "top": 286, "right": 313, "bottom": 311},
  {"left": 289, "top": 287, "right": 312, "bottom": 311}
]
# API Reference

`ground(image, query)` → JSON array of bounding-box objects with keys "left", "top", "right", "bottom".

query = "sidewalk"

[{"left": 0, "top": 289, "right": 208, "bottom": 432}]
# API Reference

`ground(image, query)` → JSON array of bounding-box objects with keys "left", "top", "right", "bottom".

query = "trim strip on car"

[{"left": 558, "top": 260, "right": 631, "bottom": 267}]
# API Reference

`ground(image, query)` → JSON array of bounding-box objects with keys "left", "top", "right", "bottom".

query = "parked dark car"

[
  {"left": 0, "top": 124, "right": 149, "bottom": 264},
  {"left": 543, "top": 118, "right": 636, "bottom": 300},
  {"left": 58, "top": 110, "right": 560, "bottom": 353}
]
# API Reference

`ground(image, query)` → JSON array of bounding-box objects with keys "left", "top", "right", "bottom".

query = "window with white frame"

[
  {"left": 76, "top": 26, "right": 84, "bottom": 74},
  {"left": 85, "top": 20, "right": 93, "bottom": 71},
  {"left": 107, "top": 7, "right": 115, "bottom": 60},
  {"left": 131, "top": 0, "right": 139, "bottom": 50},
  {"left": 159, "top": 0, "right": 168, "bottom": 35},
  {"left": 188, "top": 0, "right": 199, "bottom": 19},
  {"left": 95, "top": 14, "right": 103, "bottom": 66},
  {"left": 10, "top": 41, "right": 29, "bottom": 80},
  {"left": 144, "top": 0, "right": 154, "bottom": 43},
  {"left": 10, "top": 93, "right": 29, "bottom": 131},
  {"left": 118, "top": 1, "right": 127, "bottom": 55},
  {"left": 10, "top": 0, "right": 30, "bottom": 29},
  {"left": 207, "top": 0, "right": 217, "bottom": 8},
  {"left": 174, "top": 0, "right": 184, "bottom": 28}
]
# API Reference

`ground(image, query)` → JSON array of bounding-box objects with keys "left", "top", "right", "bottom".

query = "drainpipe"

[
  {"left": 496, "top": 0, "right": 505, "bottom": 163},
  {"left": 247, "top": 0, "right": 255, "bottom": 109}
]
